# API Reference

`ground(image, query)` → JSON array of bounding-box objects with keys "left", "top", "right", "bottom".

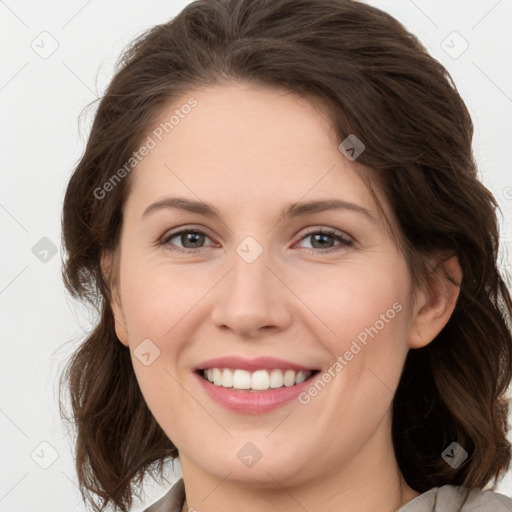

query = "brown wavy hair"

[{"left": 59, "top": 0, "right": 512, "bottom": 510}]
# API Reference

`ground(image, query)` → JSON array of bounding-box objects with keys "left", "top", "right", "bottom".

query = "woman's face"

[{"left": 108, "top": 81, "right": 429, "bottom": 487}]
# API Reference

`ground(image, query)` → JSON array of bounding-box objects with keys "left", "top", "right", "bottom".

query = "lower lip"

[{"left": 194, "top": 371, "right": 318, "bottom": 414}]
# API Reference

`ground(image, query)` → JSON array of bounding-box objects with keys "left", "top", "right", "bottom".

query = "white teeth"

[
  {"left": 269, "top": 369, "right": 284, "bottom": 388},
  {"left": 202, "top": 368, "right": 314, "bottom": 390},
  {"left": 221, "top": 368, "right": 233, "bottom": 388},
  {"left": 212, "top": 368, "right": 222, "bottom": 386},
  {"left": 251, "top": 370, "right": 269, "bottom": 390},
  {"left": 232, "top": 369, "right": 251, "bottom": 389},
  {"left": 283, "top": 369, "right": 296, "bottom": 387}
]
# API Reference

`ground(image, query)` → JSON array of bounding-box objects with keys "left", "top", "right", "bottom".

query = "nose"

[{"left": 210, "top": 243, "right": 292, "bottom": 339}]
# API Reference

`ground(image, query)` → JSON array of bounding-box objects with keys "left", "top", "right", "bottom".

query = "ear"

[
  {"left": 101, "top": 251, "right": 129, "bottom": 347},
  {"left": 408, "top": 253, "right": 463, "bottom": 349}
]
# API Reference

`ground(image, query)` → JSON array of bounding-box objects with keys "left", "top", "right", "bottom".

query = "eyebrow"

[{"left": 142, "top": 197, "right": 377, "bottom": 224}]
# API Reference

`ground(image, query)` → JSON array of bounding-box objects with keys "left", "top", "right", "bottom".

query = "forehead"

[{"left": 125, "top": 81, "right": 382, "bottom": 222}]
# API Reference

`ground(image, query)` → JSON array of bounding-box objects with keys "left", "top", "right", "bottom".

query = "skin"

[{"left": 103, "top": 81, "right": 462, "bottom": 512}]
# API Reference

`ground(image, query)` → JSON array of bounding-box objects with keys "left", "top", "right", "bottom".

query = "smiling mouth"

[{"left": 196, "top": 368, "right": 321, "bottom": 391}]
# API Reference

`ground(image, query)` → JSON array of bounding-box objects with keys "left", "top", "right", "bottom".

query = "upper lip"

[{"left": 195, "top": 356, "right": 319, "bottom": 372}]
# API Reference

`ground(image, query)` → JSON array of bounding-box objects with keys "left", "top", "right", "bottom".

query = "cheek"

[
  {"left": 290, "top": 255, "right": 411, "bottom": 351},
  {"left": 294, "top": 254, "right": 412, "bottom": 413},
  {"left": 118, "top": 258, "right": 220, "bottom": 425},
  {"left": 119, "top": 257, "right": 220, "bottom": 342}
]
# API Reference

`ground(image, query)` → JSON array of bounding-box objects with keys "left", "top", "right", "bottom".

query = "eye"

[
  {"left": 295, "top": 227, "right": 354, "bottom": 254},
  {"left": 160, "top": 226, "right": 354, "bottom": 255},
  {"left": 160, "top": 228, "right": 215, "bottom": 254}
]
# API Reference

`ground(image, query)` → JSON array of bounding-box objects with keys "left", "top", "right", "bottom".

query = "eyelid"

[
  {"left": 161, "top": 223, "right": 212, "bottom": 237},
  {"left": 296, "top": 225, "right": 354, "bottom": 243}
]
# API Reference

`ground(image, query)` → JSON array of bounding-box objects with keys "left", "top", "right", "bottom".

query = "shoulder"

[
  {"left": 140, "top": 480, "right": 512, "bottom": 512},
  {"left": 141, "top": 478, "right": 185, "bottom": 512},
  {"left": 397, "top": 484, "right": 512, "bottom": 512}
]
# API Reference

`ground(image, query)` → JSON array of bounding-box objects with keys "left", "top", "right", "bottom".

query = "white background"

[{"left": 1, "top": 1, "right": 511, "bottom": 511}]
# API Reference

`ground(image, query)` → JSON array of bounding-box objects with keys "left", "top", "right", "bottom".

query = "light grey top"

[
  {"left": 397, "top": 484, "right": 511, "bottom": 512},
  {"left": 142, "top": 478, "right": 512, "bottom": 512}
]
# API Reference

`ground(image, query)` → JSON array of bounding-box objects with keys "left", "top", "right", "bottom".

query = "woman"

[{"left": 60, "top": 1, "right": 512, "bottom": 511}]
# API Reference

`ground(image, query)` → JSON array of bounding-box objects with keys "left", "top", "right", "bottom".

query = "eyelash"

[{"left": 159, "top": 226, "right": 354, "bottom": 255}]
